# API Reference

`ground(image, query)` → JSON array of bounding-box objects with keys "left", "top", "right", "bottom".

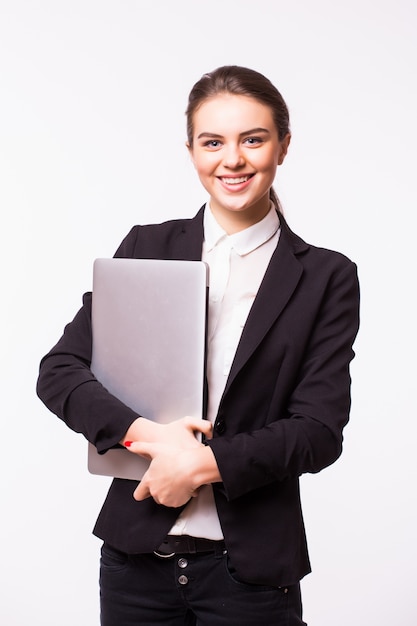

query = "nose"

[{"left": 223, "top": 143, "right": 245, "bottom": 169}]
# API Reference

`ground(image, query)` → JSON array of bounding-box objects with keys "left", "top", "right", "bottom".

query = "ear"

[
  {"left": 277, "top": 133, "right": 291, "bottom": 165},
  {"left": 186, "top": 141, "right": 195, "bottom": 166}
]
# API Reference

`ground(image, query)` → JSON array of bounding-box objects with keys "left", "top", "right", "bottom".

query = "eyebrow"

[{"left": 196, "top": 127, "right": 271, "bottom": 140}]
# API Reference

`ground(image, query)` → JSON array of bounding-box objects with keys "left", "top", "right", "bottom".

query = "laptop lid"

[{"left": 87, "top": 257, "right": 208, "bottom": 480}]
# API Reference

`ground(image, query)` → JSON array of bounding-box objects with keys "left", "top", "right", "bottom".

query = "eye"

[
  {"left": 203, "top": 139, "right": 222, "bottom": 149},
  {"left": 243, "top": 136, "right": 263, "bottom": 146}
]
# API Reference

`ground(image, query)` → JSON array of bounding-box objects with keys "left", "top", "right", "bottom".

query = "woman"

[{"left": 37, "top": 65, "right": 360, "bottom": 625}]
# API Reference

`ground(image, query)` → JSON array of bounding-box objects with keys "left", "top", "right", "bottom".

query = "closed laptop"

[{"left": 87, "top": 257, "right": 208, "bottom": 480}]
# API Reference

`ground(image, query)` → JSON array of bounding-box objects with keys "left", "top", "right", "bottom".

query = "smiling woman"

[
  {"left": 36, "top": 65, "right": 359, "bottom": 625},
  {"left": 187, "top": 93, "right": 290, "bottom": 233}
]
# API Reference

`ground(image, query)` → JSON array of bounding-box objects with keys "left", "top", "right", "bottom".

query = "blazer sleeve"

[
  {"left": 207, "top": 257, "right": 360, "bottom": 500},
  {"left": 36, "top": 227, "right": 142, "bottom": 453}
]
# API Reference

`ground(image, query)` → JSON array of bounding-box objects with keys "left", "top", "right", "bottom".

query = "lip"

[{"left": 218, "top": 174, "right": 255, "bottom": 191}]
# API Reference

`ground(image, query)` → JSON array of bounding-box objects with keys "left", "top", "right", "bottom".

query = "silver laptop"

[{"left": 88, "top": 257, "right": 208, "bottom": 480}]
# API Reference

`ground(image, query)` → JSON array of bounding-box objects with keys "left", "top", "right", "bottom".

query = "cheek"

[
  {"left": 192, "top": 161, "right": 213, "bottom": 189},
  {"left": 194, "top": 155, "right": 217, "bottom": 177},
  {"left": 259, "top": 149, "right": 280, "bottom": 174},
  {"left": 249, "top": 146, "right": 275, "bottom": 170}
]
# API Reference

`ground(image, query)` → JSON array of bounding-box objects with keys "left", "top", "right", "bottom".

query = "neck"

[{"left": 209, "top": 200, "right": 272, "bottom": 235}]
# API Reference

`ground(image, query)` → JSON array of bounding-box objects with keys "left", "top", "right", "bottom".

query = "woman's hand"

[
  {"left": 125, "top": 440, "right": 221, "bottom": 508},
  {"left": 121, "top": 415, "right": 218, "bottom": 507}
]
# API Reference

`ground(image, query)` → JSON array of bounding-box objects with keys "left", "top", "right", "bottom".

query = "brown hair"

[{"left": 186, "top": 65, "right": 290, "bottom": 212}]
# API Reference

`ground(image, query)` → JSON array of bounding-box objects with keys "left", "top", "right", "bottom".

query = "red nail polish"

[{"left": 124, "top": 441, "right": 133, "bottom": 447}]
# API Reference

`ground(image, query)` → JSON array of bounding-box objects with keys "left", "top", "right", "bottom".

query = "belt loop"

[{"left": 187, "top": 536, "right": 197, "bottom": 554}]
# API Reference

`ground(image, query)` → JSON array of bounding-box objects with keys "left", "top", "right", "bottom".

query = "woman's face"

[{"left": 188, "top": 94, "right": 290, "bottom": 232}]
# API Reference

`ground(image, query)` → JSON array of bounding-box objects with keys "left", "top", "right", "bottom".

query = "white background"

[{"left": 1, "top": 1, "right": 416, "bottom": 624}]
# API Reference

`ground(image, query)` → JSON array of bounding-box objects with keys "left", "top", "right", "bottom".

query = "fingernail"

[{"left": 124, "top": 441, "right": 133, "bottom": 447}]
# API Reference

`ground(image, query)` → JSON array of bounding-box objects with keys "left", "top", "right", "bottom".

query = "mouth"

[{"left": 219, "top": 174, "right": 254, "bottom": 186}]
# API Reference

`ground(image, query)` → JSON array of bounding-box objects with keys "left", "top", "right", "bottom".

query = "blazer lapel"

[
  {"left": 223, "top": 222, "right": 306, "bottom": 395},
  {"left": 171, "top": 207, "right": 308, "bottom": 400}
]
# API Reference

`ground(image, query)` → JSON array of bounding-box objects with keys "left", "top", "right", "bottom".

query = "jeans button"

[
  {"left": 178, "top": 557, "right": 188, "bottom": 569},
  {"left": 178, "top": 575, "right": 188, "bottom": 585}
]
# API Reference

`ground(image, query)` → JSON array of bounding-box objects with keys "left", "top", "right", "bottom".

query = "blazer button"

[{"left": 215, "top": 419, "right": 226, "bottom": 435}]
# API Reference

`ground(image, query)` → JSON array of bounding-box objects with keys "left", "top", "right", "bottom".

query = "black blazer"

[{"left": 37, "top": 207, "right": 360, "bottom": 587}]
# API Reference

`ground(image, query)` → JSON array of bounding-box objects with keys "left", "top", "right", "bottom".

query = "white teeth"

[{"left": 222, "top": 176, "right": 250, "bottom": 185}]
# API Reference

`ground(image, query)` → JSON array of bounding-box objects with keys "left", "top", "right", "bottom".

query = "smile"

[{"left": 220, "top": 175, "right": 253, "bottom": 185}]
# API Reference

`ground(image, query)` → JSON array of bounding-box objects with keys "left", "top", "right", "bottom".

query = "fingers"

[
  {"left": 124, "top": 441, "right": 154, "bottom": 459},
  {"left": 183, "top": 416, "right": 213, "bottom": 438}
]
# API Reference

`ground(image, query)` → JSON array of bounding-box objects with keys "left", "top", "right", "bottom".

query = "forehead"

[{"left": 192, "top": 94, "right": 275, "bottom": 135}]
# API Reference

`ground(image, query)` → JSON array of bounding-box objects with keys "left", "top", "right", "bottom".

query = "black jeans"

[{"left": 100, "top": 543, "right": 307, "bottom": 626}]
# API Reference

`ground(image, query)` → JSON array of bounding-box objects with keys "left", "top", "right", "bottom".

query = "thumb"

[{"left": 133, "top": 480, "right": 151, "bottom": 501}]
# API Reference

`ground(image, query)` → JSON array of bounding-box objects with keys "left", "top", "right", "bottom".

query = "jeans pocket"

[
  {"left": 224, "top": 554, "right": 283, "bottom": 593},
  {"left": 100, "top": 543, "right": 129, "bottom": 573}
]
